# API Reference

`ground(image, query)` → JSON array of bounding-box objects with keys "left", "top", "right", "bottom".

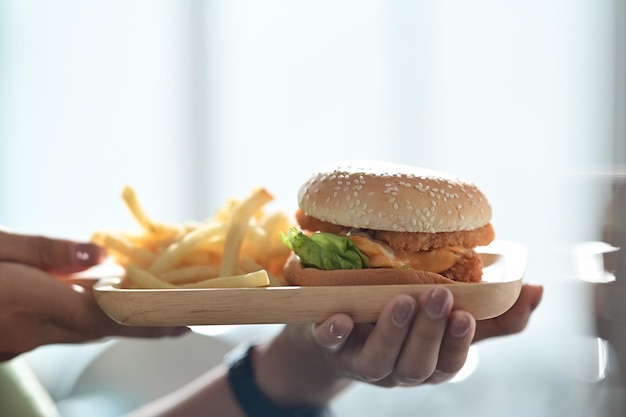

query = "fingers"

[
  {"left": 352, "top": 295, "right": 417, "bottom": 382},
  {"left": 427, "top": 310, "right": 475, "bottom": 383},
  {"left": 473, "top": 283, "right": 543, "bottom": 343},
  {"left": 0, "top": 231, "right": 106, "bottom": 274},
  {"left": 312, "top": 288, "right": 475, "bottom": 387},
  {"left": 0, "top": 263, "right": 188, "bottom": 358},
  {"left": 46, "top": 280, "right": 190, "bottom": 342},
  {"left": 392, "top": 287, "right": 453, "bottom": 384}
]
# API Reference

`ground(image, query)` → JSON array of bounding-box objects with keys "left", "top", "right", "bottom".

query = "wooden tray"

[{"left": 93, "top": 241, "right": 525, "bottom": 326}]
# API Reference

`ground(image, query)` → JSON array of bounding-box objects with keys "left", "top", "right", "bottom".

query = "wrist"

[
  {"left": 253, "top": 329, "right": 350, "bottom": 408},
  {"left": 226, "top": 342, "right": 335, "bottom": 417}
]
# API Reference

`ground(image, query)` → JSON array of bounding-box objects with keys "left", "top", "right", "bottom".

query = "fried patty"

[
  {"left": 439, "top": 248, "right": 483, "bottom": 283},
  {"left": 295, "top": 209, "right": 495, "bottom": 252}
]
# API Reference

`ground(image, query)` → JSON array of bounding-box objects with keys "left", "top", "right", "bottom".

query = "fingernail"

[
  {"left": 449, "top": 313, "right": 472, "bottom": 338},
  {"left": 329, "top": 321, "right": 350, "bottom": 340},
  {"left": 71, "top": 243, "right": 106, "bottom": 267},
  {"left": 425, "top": 287, "right": 451, "bottom": 319},
  {"left": 392, "top": 300, "right": 416, "bottom": 327}
]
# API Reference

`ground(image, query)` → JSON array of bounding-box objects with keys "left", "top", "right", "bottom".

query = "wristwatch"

[{"left": 225, "top": 344, "right": 334, "bottom": 417}]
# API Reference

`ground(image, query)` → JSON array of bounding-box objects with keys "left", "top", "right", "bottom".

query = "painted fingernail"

[
  {"left": 425, "top": 287, "right": 451, "bottom": 319},
  {"left": 449, "top": 313, "right": 472, "bottom": 338},
  {"left": 329, "top": 321, "right": 350, "bottom": 340},
  {"left": 71, "top": 243, "right": 106, "bottom": 267},
  {"left": 392, "top": 300, "right": 416, "bottom": 327}
]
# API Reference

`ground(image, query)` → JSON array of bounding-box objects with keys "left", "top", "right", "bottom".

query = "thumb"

[
  {"left": 0, "top": 231, "right": 106, "bottom": 274},
  {"left": 312, "top": 313, "right": 354, "bottom": 351}
]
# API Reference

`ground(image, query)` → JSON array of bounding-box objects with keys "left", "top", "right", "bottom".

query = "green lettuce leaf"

[{"left": 281, "top": 227, "right": 369, "bottom": 270}]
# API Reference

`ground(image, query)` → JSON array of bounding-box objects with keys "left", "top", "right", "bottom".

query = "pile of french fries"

[{"left": 91, "top": 186, "right": 293, "bottom": 289}]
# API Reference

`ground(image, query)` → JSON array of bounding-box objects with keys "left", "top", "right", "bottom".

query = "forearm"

[
  {"left": 126, "top": 365, "right": 247, "bottom": 417},
  {"left": 127, "top": 328, "right": 351, "bottom": 417}
]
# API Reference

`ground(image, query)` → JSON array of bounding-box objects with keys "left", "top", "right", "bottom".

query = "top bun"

[{"left": 298, "top": 161, "right": 492, "bottom": 233}]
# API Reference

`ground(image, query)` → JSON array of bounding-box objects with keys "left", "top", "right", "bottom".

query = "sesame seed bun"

[{"left": 298, "top": 160, "right": 492, "bottom": 233}]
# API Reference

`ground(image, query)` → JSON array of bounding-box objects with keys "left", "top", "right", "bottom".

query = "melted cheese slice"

[{"left": 347, "top": 235, "right": 465, "bottom": 273}]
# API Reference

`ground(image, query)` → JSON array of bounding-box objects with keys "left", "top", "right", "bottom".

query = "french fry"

[
  {"left": 126, "top": 264, "right": 177, "bottom": 289},
  {"left": 237, "top": 256, "right": 264, "bottom": 274},
  {"left": 260, "top": 211, "right": 291, "bottom": 265},
  {"left": 160, "top": 265, "right": 221, "bottom": 284},
  {"left": 91, "top": 231, "right": 156, "bottom": 266},
  {"left": 178, "top": 269, "right": 269, "bottom": 289},
  {"left": 94, "top": 186, "right": 293, "bottom": 289},
  {"left": 148, "top": 220, "right": 224, "bottom": 275},
  {"left": 220, "top": 188, "right": 273, "bottom": 277},
  {"left": 121, "top": 185, "right": 179, "bottom": 236}
]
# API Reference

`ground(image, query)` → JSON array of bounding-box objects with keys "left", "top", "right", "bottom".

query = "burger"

[{"left": 281, "top": 161, "right": 495, "bottom": 286}]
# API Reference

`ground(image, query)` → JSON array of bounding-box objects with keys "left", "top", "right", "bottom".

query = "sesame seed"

[{"left": 446, "top": 209, "right": 452, "bottom": 215}]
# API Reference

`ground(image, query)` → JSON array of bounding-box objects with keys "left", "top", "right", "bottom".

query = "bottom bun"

[{"left": 283, "top": 254, "right": 459, "bottom": 286}]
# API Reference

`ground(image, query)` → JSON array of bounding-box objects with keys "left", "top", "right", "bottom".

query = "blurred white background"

[{"left": 0, "top": 1, "right": 623, "bottom": 416}]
